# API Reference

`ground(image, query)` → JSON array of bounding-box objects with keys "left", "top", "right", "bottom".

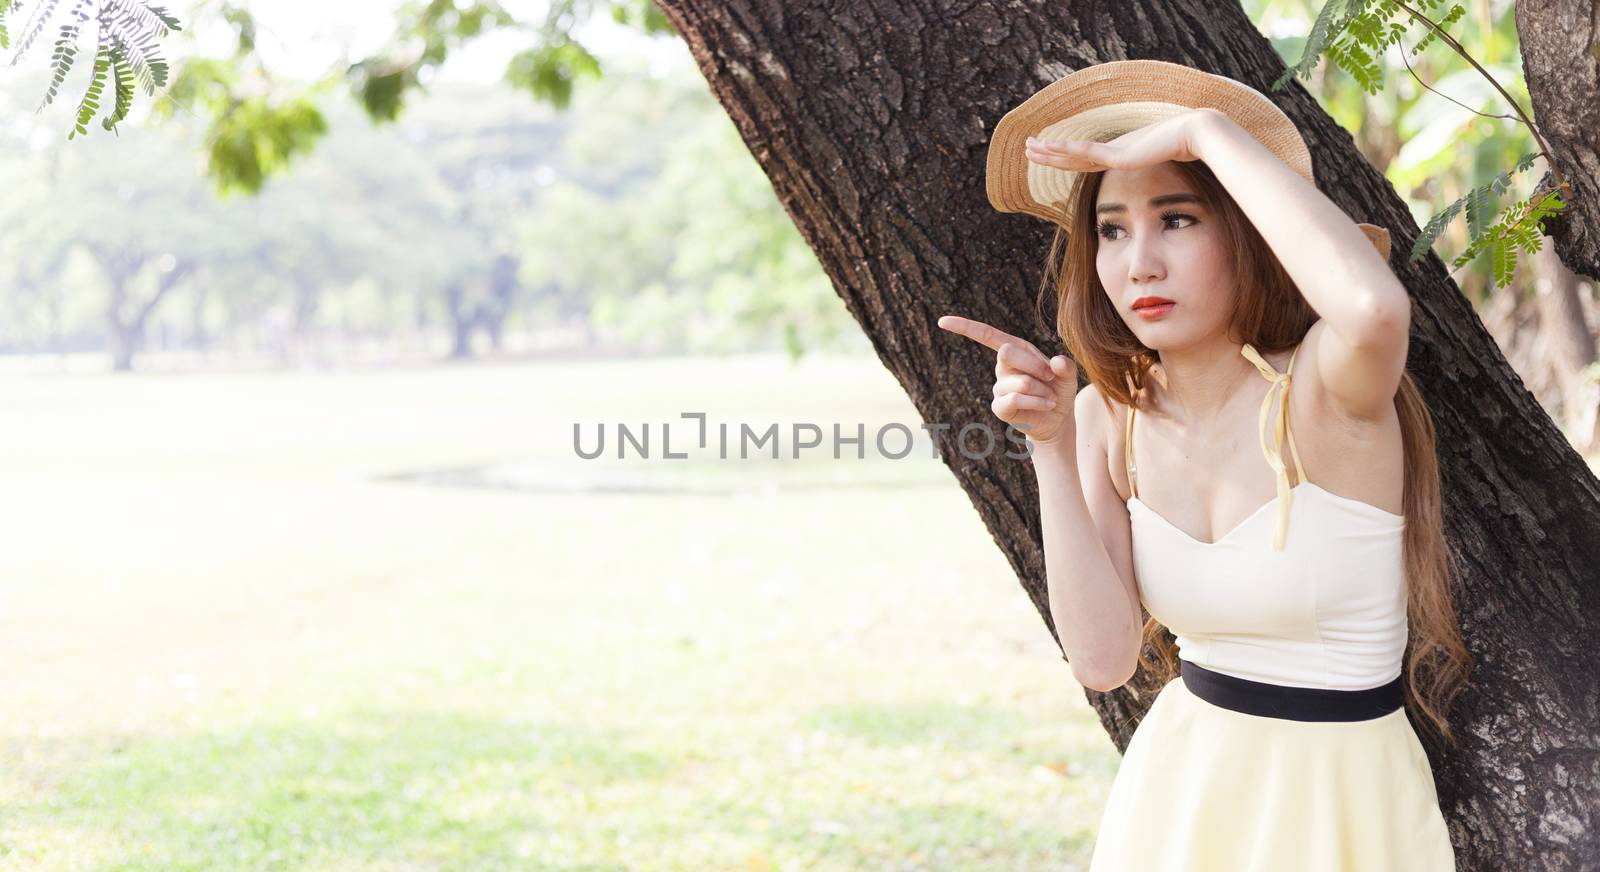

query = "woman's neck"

[{"left": 1149, "top": 337, "right": 1262, "bottom": 425}]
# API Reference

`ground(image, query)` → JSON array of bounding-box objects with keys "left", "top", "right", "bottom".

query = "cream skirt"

[{"left": 1088, "top": 661, "right": 1457, "bottom": 871}]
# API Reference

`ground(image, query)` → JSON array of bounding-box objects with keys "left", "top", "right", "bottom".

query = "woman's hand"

[
  {"left": 937, "top": 315, "right": 1078, "bottom": 447},
  {"left": 1024, "top": 107, "right": 1223, "bottom": 173}
]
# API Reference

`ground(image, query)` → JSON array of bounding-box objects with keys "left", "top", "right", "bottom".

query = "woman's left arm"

[{"left": 1190, "top": 108, "right": 1410, "bottom": 422}]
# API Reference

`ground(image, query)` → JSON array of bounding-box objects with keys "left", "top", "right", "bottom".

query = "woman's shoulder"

[
  {"left": 1074, "top": 382, "right": 1136, "bottom": 499},
  {"left": 1074, "top": 381, "right": 1126, "bottom": 434}
]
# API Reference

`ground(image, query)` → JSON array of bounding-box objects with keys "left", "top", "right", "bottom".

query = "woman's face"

[{"left": 1093, "top": 162, "right": 1236, "bottom": 349}]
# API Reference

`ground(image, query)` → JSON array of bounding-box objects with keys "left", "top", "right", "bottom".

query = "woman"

[{"left": 938, "top": 60, "right": 1472, "bottom": 869}]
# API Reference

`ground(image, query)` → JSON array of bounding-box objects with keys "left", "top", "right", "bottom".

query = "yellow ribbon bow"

[{"left": 1239, "top": 342, "right": 1308, "bottom": 551}]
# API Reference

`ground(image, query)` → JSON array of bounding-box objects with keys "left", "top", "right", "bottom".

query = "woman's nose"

[{"left": 1126, "top": 239, "right": 1165, "bottom": 283}]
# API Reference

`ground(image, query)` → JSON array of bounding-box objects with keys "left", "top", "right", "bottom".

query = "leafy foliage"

[
  {"left": 1272, "top": 0, "right": 1566, "bottom": 278},
  {"left": 1273, "top": 0, "right": 1461, "bottom": 95},
  {"left": 203, "top": 94, "right": 331, "bottom": 198},
  {"left": 504, "top": 38, "right": 602, "bottom": 110},
  {"left": 1446, "top": 188, "right": 1564, "bottom": 288},
  {"left": 347, "top": 1, "right": 520, "bottom": 122},
  {"left": 148, "top": 0, "right": 675, "bottom": 195},
  {"left": 38, "top": 0, "right": 85, "bottom": 111},
  {"left": 3, "top": 0, "right": 679, "bottom": 195},
  {"left": 1408, "top": 151, "right": 1539, "bottom": 261},
  {"left": 499, "top": 0, "right": 672, "bottom": 109},
  {"left": 70, "top": 37, "right": 106, "bottom": 135},
  {"left": 148, "top": 13, "right": 338, "bottom": 197},
  {"left": 2, "top": 0, "right": 179, "bottom": 137}
]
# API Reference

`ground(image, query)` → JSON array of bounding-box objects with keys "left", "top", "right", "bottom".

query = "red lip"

[{"left": 1132, "top": 296, "right": 1175, "bottom": 309}]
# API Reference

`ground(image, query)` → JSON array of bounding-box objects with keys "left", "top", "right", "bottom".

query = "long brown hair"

[{"left": 1037, "top": 159, "right": 1473, "bottom": 749}]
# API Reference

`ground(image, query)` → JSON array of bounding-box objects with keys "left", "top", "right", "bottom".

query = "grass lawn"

[{"left": 0, "top": 352, "right": 1114, "bottom": 871}]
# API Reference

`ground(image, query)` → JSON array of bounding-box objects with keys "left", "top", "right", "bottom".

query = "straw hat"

[{"left": 985, "top": 58, "right": 1392, "bottom": 261}]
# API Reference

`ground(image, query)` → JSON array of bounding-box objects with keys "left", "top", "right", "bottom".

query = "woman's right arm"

[
  {"left": 933, "top": 314, "right": 1142, "bottom": 692},
  {"left": 1031, "top": 383, "right": 1143, "bottom": 692}
]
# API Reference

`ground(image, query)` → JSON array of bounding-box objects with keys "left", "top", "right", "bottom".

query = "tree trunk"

[
  {"left": 96, "top": 247, "right": 189, "bottom": 373},
  {"left": 104, "top": 265, "right": 147, "bottom": 373},
  {"left": 449, "top": 316, "right": 476, "bottom": 360},
  {"left": 652, "top": 1, "right": 1600, "bottom": 867},
  {"left": 483, "top": 253, "right": 520, "bottom": 352},
  {"left": 1481, "top": 268, "right": 1539, "bottom": 374},
  {"left": 190, "top": 283, "right": 211, "bottom": 355},
  {"left": 443, "top": 281, "right": 477, "bottom": 360},
  {"left": 108, "top": 317, "right": 139, "bottom": 373},
  {"left": 1516, "top": 0, "right": 1600, "bottom": 281}
]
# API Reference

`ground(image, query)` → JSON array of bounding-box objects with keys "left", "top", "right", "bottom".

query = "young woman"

[{"left": 939, "top": 60, "right": 1472, "bottom": 869}]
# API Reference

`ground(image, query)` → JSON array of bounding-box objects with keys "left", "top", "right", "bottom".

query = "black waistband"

[{"left": 1179, "top": 660, "right": 1404, "bottom": 722}]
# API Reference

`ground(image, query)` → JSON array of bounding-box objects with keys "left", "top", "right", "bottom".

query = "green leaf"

[
  {"left": 1409, "top": 196, "right": 1466, "bottom": 261},
  {"left": 39, "top": 1, "right": 92, "bottom": 112},
  {"left": 348, "top": 57, "right": 416, "bottom": 123},
  {"left": 103, "top": 45, "right": 134, "bottom": 130},
  {"left": 27, "top": 0, "right": 182, "bottom": 137},
  {"left": 205, "top": 95, "right": 330, "bottom": 196},
  {"left": 68, "top": 42, "right": 107, "bottom": 138},
  {"left": 504, "top": 40, "right": 603, "bottom": 110},
  {"left": 1491, "top": 237, "right": 1515, "bottom": 287},
  {"left": 1465, "top": 185, "right": 1495, "bottom": 241}
]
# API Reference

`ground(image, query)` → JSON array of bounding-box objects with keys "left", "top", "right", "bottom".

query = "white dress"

[{"left": 1086, "top": 341, "right": 1456, "bottom": 871}]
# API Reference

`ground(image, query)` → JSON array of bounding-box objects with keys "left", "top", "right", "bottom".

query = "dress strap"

[
  {"left": 1123, "top": 403, "right": 1139, "bottom": 501},
  {"left": 1239, "top": 342, "right": 1310, "bottom": 551}
]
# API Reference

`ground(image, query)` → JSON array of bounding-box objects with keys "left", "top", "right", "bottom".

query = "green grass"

[{"left": 0, "top": 352, "right": 1114, "bottom": 871}]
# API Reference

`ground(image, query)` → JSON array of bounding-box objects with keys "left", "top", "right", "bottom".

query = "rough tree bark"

[
  {"left": 651, "top": 1, "right": 1600, "bottom": 867},
  {"left": 1517, "top": 0, "right": 1600, "bottom": 282}
]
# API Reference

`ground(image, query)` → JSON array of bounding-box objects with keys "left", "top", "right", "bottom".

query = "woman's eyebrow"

[{"left": 1095, "top": 192, "right": 1205, "bottom": 215}]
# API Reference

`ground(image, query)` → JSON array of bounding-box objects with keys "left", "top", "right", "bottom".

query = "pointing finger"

[
  {"left": 938, "top": 315, "right": 1027, "bottom": 355},
  {"left": 939, "top": 315, "right": 1052, "bottom": 377}
]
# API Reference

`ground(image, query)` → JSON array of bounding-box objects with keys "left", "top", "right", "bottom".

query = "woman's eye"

[{"left": 1097, "top": 213, "right": 1196, "bottom": 241}]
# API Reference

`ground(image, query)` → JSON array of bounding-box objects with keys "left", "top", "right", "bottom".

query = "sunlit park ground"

[{"left": 0, "top": 351, "right": 1118, "bottom": 871}]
